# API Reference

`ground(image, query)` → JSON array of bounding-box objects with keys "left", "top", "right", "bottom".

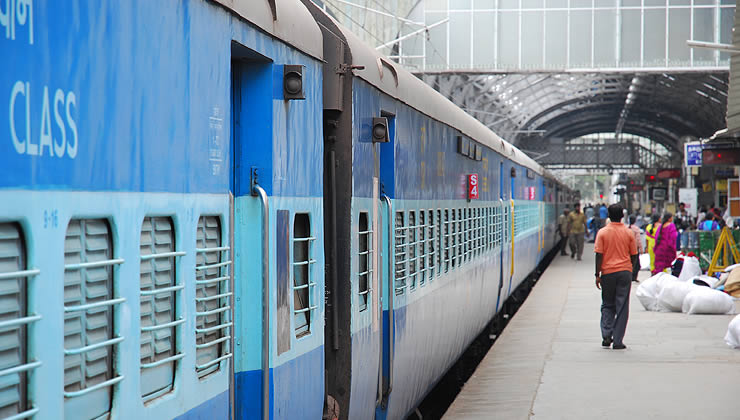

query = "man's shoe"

[
  {"left": 612, "top": 343, "right": 627, "bottom": 350},
  {"left": 577, "top": 257, "right": 582, "bottom": 261},
  {"left": 601, "top": 337, "right": 612, "bottom": 348},
  {"left": 571, "top": 253, "right": 575, "bottom": 259}
]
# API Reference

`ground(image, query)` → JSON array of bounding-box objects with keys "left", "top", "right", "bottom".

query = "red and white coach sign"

[{"left": 468, "top": 174, "right": 479, "bottom": 199}]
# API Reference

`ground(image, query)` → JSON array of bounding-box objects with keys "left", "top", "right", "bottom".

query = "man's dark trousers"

[{"left": 600, "top": 271, "right": 631, "bottom": 346}]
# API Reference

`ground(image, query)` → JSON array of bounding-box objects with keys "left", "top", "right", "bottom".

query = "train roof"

[
  {"left": 214, "top": 0, "right": 323, "bottom": 61},
  {"left": 331, "top": 17, "right": 544, "bottom": 176}
]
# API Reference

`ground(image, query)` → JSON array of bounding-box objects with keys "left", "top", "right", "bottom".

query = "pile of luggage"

[{"left": 635, "top": 255, "right": 740, "bottom": 348}]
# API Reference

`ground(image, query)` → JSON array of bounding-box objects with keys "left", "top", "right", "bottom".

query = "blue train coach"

[{"left": 2, "top": 0, "right": 326, "bottom": 419}]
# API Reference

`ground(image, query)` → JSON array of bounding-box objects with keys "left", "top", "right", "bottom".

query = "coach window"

[
  {"left": 358, "top": 213, "right": 371, "bottom": 312},
  {"left": 0, "top": 223, "right": 40, "bottom": 419},
  {"left": 394, "top": 211, "right": 407, "bottom": 294},
  {"left": 140, "top": 217, "right": 184, "bottom": 401},
  {"left": 293, "top": 214, "right": 316, "bottom": 338},
  {"left": 408, "top": 211, "right": 417, "bottom": 290},
  {"left": 63, "top": 218, "right": 123, "bottom": 420},
  {"left": 195, "top": 216, "right": 233, "bottom": 378},
  {"left": 427, "top": 210, "right": 435, "bottom": 281}
]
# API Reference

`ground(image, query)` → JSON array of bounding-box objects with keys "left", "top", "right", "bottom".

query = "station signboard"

[{"left": 684, "top": 142, "right": 703, "bottom": 167}]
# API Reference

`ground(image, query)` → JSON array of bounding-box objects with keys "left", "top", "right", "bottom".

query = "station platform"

[{"left": 443, "top": 243, "right": 740, "bottom": 420}]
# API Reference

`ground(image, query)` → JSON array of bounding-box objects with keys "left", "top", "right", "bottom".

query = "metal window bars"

[
  {"left": 194, "top": 238, "right": 233, "bottom": 375},
  {"left": 456, "top": 209, "right": 463, "bottom": 267},
  {"left": 427, "top": 210, "right": 435, "bottom": 281},
  {"left": 63, "top": 257, "right": 125, "bottom": 399},
  {"left": 139, "top": 217, "right": 183, "bottom": 399},
  {"left": 357, "top": 216, "right": 373, "bottom": 311},
  {"left": 0, "top": 266, "right": 41, "bottom": 420},
  {"left": 408, "top": 211, "right": 417, "bottom": 290},
  {"left": 443, "top": 209, "right": 450, "bottom": 272},
  {"left": 394, "top": 211, "right": 407, "bottom": 294},
  {"left": 418, "top": 211, "right": 426, "bottom": 287},
  {"left": 293, "top": 231, "right": 318, "bottom": 334}
]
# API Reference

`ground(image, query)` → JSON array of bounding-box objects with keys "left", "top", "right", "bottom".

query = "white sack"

[
  {"left": 657, "top": 281, "right": 699, "bottom": 312},
  {"left": 677, "top": 256, "right": 702, "bottom": 282},
  {"left": 639, "top": 253, "right": 651, "bottom": 270},
  {"left": 725, "top": 314, "right": 740, "bottom": 348},
  {"left": 692, "top": 275, "right": 719, "bottom": 288},
  {"left": 682, "top": 287, "right": 735, "bottom": 315},
  {"left": 636, "top": 273, "right": 677, "bottom": 311}
]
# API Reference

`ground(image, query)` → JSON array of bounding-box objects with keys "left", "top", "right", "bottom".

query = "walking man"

[
  {"left": 595, "top": 204, "right": 638, "bottom": 350},
  {"left": 567, "top": 203, "right": 588, "bottom": 260},
  {"left": 558, "top": 208, "right": 570, "bottom": 256}
]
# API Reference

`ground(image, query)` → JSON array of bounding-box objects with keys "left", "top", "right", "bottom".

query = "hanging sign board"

[
  {"left": 684, "top": 142, "right": 703, "bottom": 167},
  {"left": 468, "top": 174, "right": 479, "bottom": 200}
]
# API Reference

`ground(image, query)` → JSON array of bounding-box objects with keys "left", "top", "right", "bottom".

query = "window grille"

[
  {"left": 418, "top": 211, "right": 426, "bottom": 286},
  {"left": 195, "top": 216, "right": 233, "bottom": 378},
  {"left": 427, "top": 210, "right": 435, "bottom": 280},
  {"left": 394, "top": 212, "right": 407, "bottom": 294},
  {"left": 293, "top": 214, "right": 316, "bottom": 336},
  {"left": 449, "top": 209, "right": 456, "bottom": 269},
  {"left": 408, "top": 211, "right": 417, "bottom": 290},
  {"left": 457, "top": 209, "right": 463, "bottom": 266},
  {"left": 436, "top": 209, "right": 443, "bottom": 276},
  {"left": 64, "top": 219, "right": 124, "bottom": 420},
  {"left": 358, "top": 213, "right": 371, "bottom": 312},
  {"left": 140, "top": 217, "right": 185, "bottom": 401},
  {"left": 0, "top": 223, "right": 40, "bottom": 419}
]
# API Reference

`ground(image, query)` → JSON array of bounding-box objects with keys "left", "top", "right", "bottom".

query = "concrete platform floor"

[{"left": 443, "top": 242, "right": 740, "bottom": 420}]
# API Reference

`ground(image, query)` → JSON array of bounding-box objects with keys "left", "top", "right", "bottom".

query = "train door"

[
  {"left": 231, "top": 49, "right": 272, "bottom": 420},
  {"left": 378, "top": 113, "right": 396, "bottom": 413},
  {"left": 496, "top": 161, "right": 505, "bottom": 312}
]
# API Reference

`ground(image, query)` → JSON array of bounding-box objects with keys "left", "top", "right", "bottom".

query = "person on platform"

[
  {"left": 599, "top": 203, "right": 608, "bottom": 222},
  {"left": 645, "top": 214, "right": 660, "bottom": 272},
  {"left": 652, "top": 213, "right": 677, "bottom": 275},
  {"left": 628, "top": 215, "right": 644, "bottom": 282},
  {"left": 699, "top": 212, "right": 720, "bottom": 231},
  {"left": 697, "top": 206, "right": 707, "bottom": 226},
  {"left": 595, "top": 204, "right": 638, "bottom": 350},
  {"left": 567, "top": 203, "right": 588, "bottom": 261},
  {"left": 558, "top": 208, "right": 570, "bottom": 256}
]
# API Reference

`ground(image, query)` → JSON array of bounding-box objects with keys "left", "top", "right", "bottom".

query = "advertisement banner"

[{"left": 678, "top": 188, "right": 698, "bottom": 218}]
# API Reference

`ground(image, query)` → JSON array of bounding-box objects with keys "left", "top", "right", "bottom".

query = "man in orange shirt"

[{"left": 595, "top": 204, "right": 638, "bottom": 350}]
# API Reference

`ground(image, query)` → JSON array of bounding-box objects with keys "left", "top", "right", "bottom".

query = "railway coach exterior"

[
  {"left": 1, "top": 1, "right": 326, "bottom": 419},
  {"left": 304, "top": 3, "right": 571, "bottom": 419}
]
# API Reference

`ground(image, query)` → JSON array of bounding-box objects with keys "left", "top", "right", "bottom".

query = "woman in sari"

[
  {"left": 652, "top": 213, "right": 678, "bottom": 275},
  {"left": 644, "top": 214, "right": 660, "bottom": 272}
]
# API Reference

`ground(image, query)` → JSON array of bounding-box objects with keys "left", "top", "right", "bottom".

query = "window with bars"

[
  {"left": 358, "top": 213, "right": 371, "bottom": 312},
  {"left": 394, "top": 211, "right": 406, "bottom": 294},
  {"left": 408, "top": 211, "right": 417, "bottom": 290},
  {"left": 293, "top": 214, "right": 316, "bottom": 337},
  {"left": 140, "top": 217, "right": 184, "bottom": 401},
  {"left": 436, "top": 209, "right": 442, "bottom": 276},
  {"left": 449, "top": 209, "right": 456, "bottom": 269},
  {"left": 64, "top": 218, "right": 123, "bottom": 420},
  {"left": 427, "top": 210, "right": 435, "bottom": 281},
  {"left": 443, "top": 210, "right": 450, "bottom": 272},
  {"left": 456, "top": 209, "right": 463, "bottom": 266},
  {"left": 195, "top": 216, "right": 232, "bottom": 378},
  {"left": 0, "top": 223, "right": 39, "bottom": 419},
  {"left": 418, "top": 211, "right": 426, "bottom": 287}
]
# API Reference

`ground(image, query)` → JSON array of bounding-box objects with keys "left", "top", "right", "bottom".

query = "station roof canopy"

[{"left": 422, "top": 72, "right": 728, "bottom": 153}]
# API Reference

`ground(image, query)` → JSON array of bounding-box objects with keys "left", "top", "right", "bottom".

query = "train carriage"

[
  {"left": 1, "top": 0, "right": 326, "bottom": 419},
  {"left": 303, "top": 2, "right": 572, "bottom": 419}
]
